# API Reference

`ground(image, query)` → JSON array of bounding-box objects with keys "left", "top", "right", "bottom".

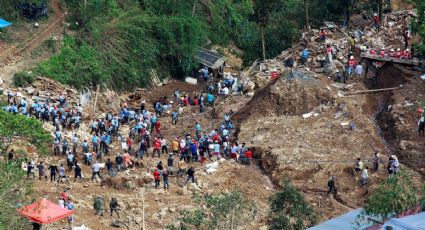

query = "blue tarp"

[
  {"left": 381, "top": 212, "right": 425, "bottom": 230},
  {"left": 307, "top": 208, "right": 375, "bottom": 230},
  {"left": 0, "top": 18, "right": 12, "bottom": 28}
]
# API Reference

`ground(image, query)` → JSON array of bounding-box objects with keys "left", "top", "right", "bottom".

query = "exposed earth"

[{"left": 0, "top": 3, "right": 424, "bottom": 230}]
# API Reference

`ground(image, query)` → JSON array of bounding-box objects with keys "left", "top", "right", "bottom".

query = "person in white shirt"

[
  {"left": 222, "top": 86, "right": 229, "bottom": 95},
  {"left": 361, "top": 166, "right": 369, "bottom": 187}
]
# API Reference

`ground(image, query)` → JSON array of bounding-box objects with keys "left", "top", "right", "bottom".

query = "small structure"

[
  {"left": 18, "top": 198, "right": 74, "bottom": 228},
  {"left": 381, "top": 211, "right": 425, "bottom": 230},
  {"left": 196, "top": 47, "right": 226, "bottom": 70},
  {"left": 196, "top": 47, "right": 227, "bottom": 78},
  {"left": 307, "top": 208, "right": 375, "bottom": 230},
  {"left": 0, "top": 18, "right": 12, "bottom": 28}
]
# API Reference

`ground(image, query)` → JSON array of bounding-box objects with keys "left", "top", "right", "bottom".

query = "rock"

[
  {"left": 152, "top": 213, "right": 159, "bottom": 220},
  {"left": 124, "top": 180, "right": 135, "bottom": 189},
  {"left": 399, "top": 140, "right": 408, "bottom": 150},
  {"left": 169, "top": 207, "right": 176, "bottom": 213},
  {"left": 134, "top": 217, "right": 142, "bottom": 224},
  {"left": 159, "top": 209, "right": 167, "bottom": 218},
  {"left": 177, "top": 187, "right": 190, "bottom": 195}
]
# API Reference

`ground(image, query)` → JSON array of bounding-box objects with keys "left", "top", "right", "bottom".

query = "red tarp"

[{"left": 18, "top": 198, "right": 73, "bottom": 224}]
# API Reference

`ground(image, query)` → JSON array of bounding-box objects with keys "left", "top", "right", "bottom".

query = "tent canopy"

[
  {"left": 18, "top": 198, "right": 73, "bottom": 224},
  {"left": 0, "top": 18, "right": 12, "bottom": 28}
]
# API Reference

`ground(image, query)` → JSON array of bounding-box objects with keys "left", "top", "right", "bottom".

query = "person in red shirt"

[
  {"left": 370, "top": 49, "right": 377, "bottom": 55},
  {"left": 373, "top": 13, "right": 380, "bottom": 32},
  {"left": 126, "top": 137, "right": 132, "bottom": 151},
  {"left": 194, "top": 97, "right": 199, "bottom": 106},
  {"left": 379, "top": 48, "right": 385, "bottom": 57},
  {"left": 320, "top": 29, "right": 326, "bottom": 42},
  {"left": 348, "top": 56, "right": 356, "bottom": 76},
  {"left": 245, "top": 148, "right": 253, "bottom": 166},
  {"left": 326, "top": 44, "right": 333, "bottom": 61},
  {"left": 61, "top": 189, "right": 68, "bottom": 202},
  {"left": 183, "top": 96, "right": 189, "bottom": 106},
  {"left": 153, "top": 138, "right": 161, "bottom": 157},
  {"left": 155, "top": 120, "right": 161, "bottom": 134},
  {"left": 153, "top": 169, "right": 161, "bottom": 188},
  {"left": 401, "top": 48, "right": 411, "bottom": 60}
]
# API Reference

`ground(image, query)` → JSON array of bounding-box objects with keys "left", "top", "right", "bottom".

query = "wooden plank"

[
  {"left": 345, "top": 86, "right": 401, "bottom": 95},
  {"left": 360, "top": 52, "right": 425, "bottom": 66}
]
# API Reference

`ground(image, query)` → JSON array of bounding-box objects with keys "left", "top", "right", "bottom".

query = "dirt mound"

[{"left": 235, "top": 76, "right": 333, "bottom": 122}]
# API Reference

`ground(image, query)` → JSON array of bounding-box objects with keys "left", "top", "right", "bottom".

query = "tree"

[
  {"left": 412, "top": 0, "right": 425, "bottom": 57},
  {"left": 251, "top": 0, "right": 280, "bottom": 61},
  {"left": 0, "top": 161, "right": 33, "bottom": 229},
  {"left": 0, "top": 110, "right": 50, "bottom": 156},
  {"left": 359, "top": 171, "right": 425, "bottom": 222},
  {"left": 378, "top": 0, "right": 383, "bottom": 25},
  {"left": 269, "top": 180, "right": 317, "bottom": 230},
  {"left": 173, "top": 191, "right": 257, "bottom": 230},
  {"left": 304, "top": 0, "right": 310, "bottom": 30}
]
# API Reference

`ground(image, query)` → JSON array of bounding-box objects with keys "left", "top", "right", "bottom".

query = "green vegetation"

[
  {"left": 0, "top": 161, "right": 33, "bottom": 229},
  {"left": 359, "top": 171, "right": 425, "bottom": 222},
  {"left": 269, "top": 180, "right": 317, "bottom": 230},
  {"left": 169, "top": 191, "right": 257, "bottom": 229},
  {"left": 0, "top": 109, "right": 49, "bottom": 228},
  {"left": 13, "top": 71, "right": 35, "bottom": 87},
  {"left": 0, "top": 110, "right": 50, "bottom": 156},
  {"left": 412, "top": 0, "right": 425, "bottom": 57}
]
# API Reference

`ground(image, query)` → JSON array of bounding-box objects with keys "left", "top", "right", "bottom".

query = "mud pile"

[
  {"left": 235, "top": 70, "right": 408, "bottom": 220},
  {"left": 236, "top": 76, "right": 333, "bottom": 122}
]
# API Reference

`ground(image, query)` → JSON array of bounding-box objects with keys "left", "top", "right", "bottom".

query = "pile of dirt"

[
  {"left": 235, "top": 76, "right": 333, "bottom": 122},
  {"left": 235, "top": 66, "right": 423, "bottom": 221}
]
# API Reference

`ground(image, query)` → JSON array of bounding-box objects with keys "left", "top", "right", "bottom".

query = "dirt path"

[{"left": 0, "top": 0, "right": 67, "bottom": 80}]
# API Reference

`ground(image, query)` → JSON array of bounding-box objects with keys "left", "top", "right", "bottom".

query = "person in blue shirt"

[
  {"left": 207, "top": 93, "right": 214, "bottom": 106},
  {"left": 171, "top": 110, "right": 179, "bottom": 125},
  {"left": 190, "top": 141, "right": 198, "bottom": 162},
  {"left": 92, "top": 134, "right": 99, "bottom": 153},
  {"left": 195, "top": 122, "right": 201, "bottom": 137},
  {"left": 301, "top": 48, "right": 309, "bottom": 65}
]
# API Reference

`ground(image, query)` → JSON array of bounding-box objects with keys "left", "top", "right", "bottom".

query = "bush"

[
  {"left": 269, "top": 180, "right": 317, "bottom": 230},
  {"left": 13, "top": 71, "right": 35, "bottom": 87}
]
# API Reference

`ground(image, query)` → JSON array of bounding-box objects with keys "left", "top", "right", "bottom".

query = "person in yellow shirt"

[{"left": 171, "top": 138, "right": 179, "bottom": 154}]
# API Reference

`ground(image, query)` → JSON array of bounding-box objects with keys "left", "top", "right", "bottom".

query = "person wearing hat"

[
  {"left": 372, "top": 152, "right": 383, "bottom": 171},
  {"left": 373, "top": 13, "right": 380, "bottom": 32},
  {"left": 389, "top": 49, "right": 395, "bottom": 57},
  {"left": 380, "top": 48, "right": 385, "bottom": 57},
  {"left": 396, "top": 48, "right": 402, "bottom": 58},
  {"left": 348, "top": 56, "right": 356, "bottom": 77},
  {"left": 401, "top": 48, "right": 411, "bottom": 60}
]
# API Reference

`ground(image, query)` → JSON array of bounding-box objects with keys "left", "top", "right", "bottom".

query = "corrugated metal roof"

[
  {"left": 196, "top": 47, "right": 226, "bottom": 69},
  {"left": 381, "top": 212, "right": 425, "bottom": 230},
  {"left": 308, "top": 208, "right": 375, "bottom": 230}
]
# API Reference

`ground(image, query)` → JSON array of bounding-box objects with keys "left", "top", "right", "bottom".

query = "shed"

[
  {"left": 196, "top": 47, "right": 226, "bottom": 70},
  {"left": 381, "top": 212, "right": 425, "bottom": 230},
  {"left": 307, "top": 208, "right": 376, "bottom": 230}
]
